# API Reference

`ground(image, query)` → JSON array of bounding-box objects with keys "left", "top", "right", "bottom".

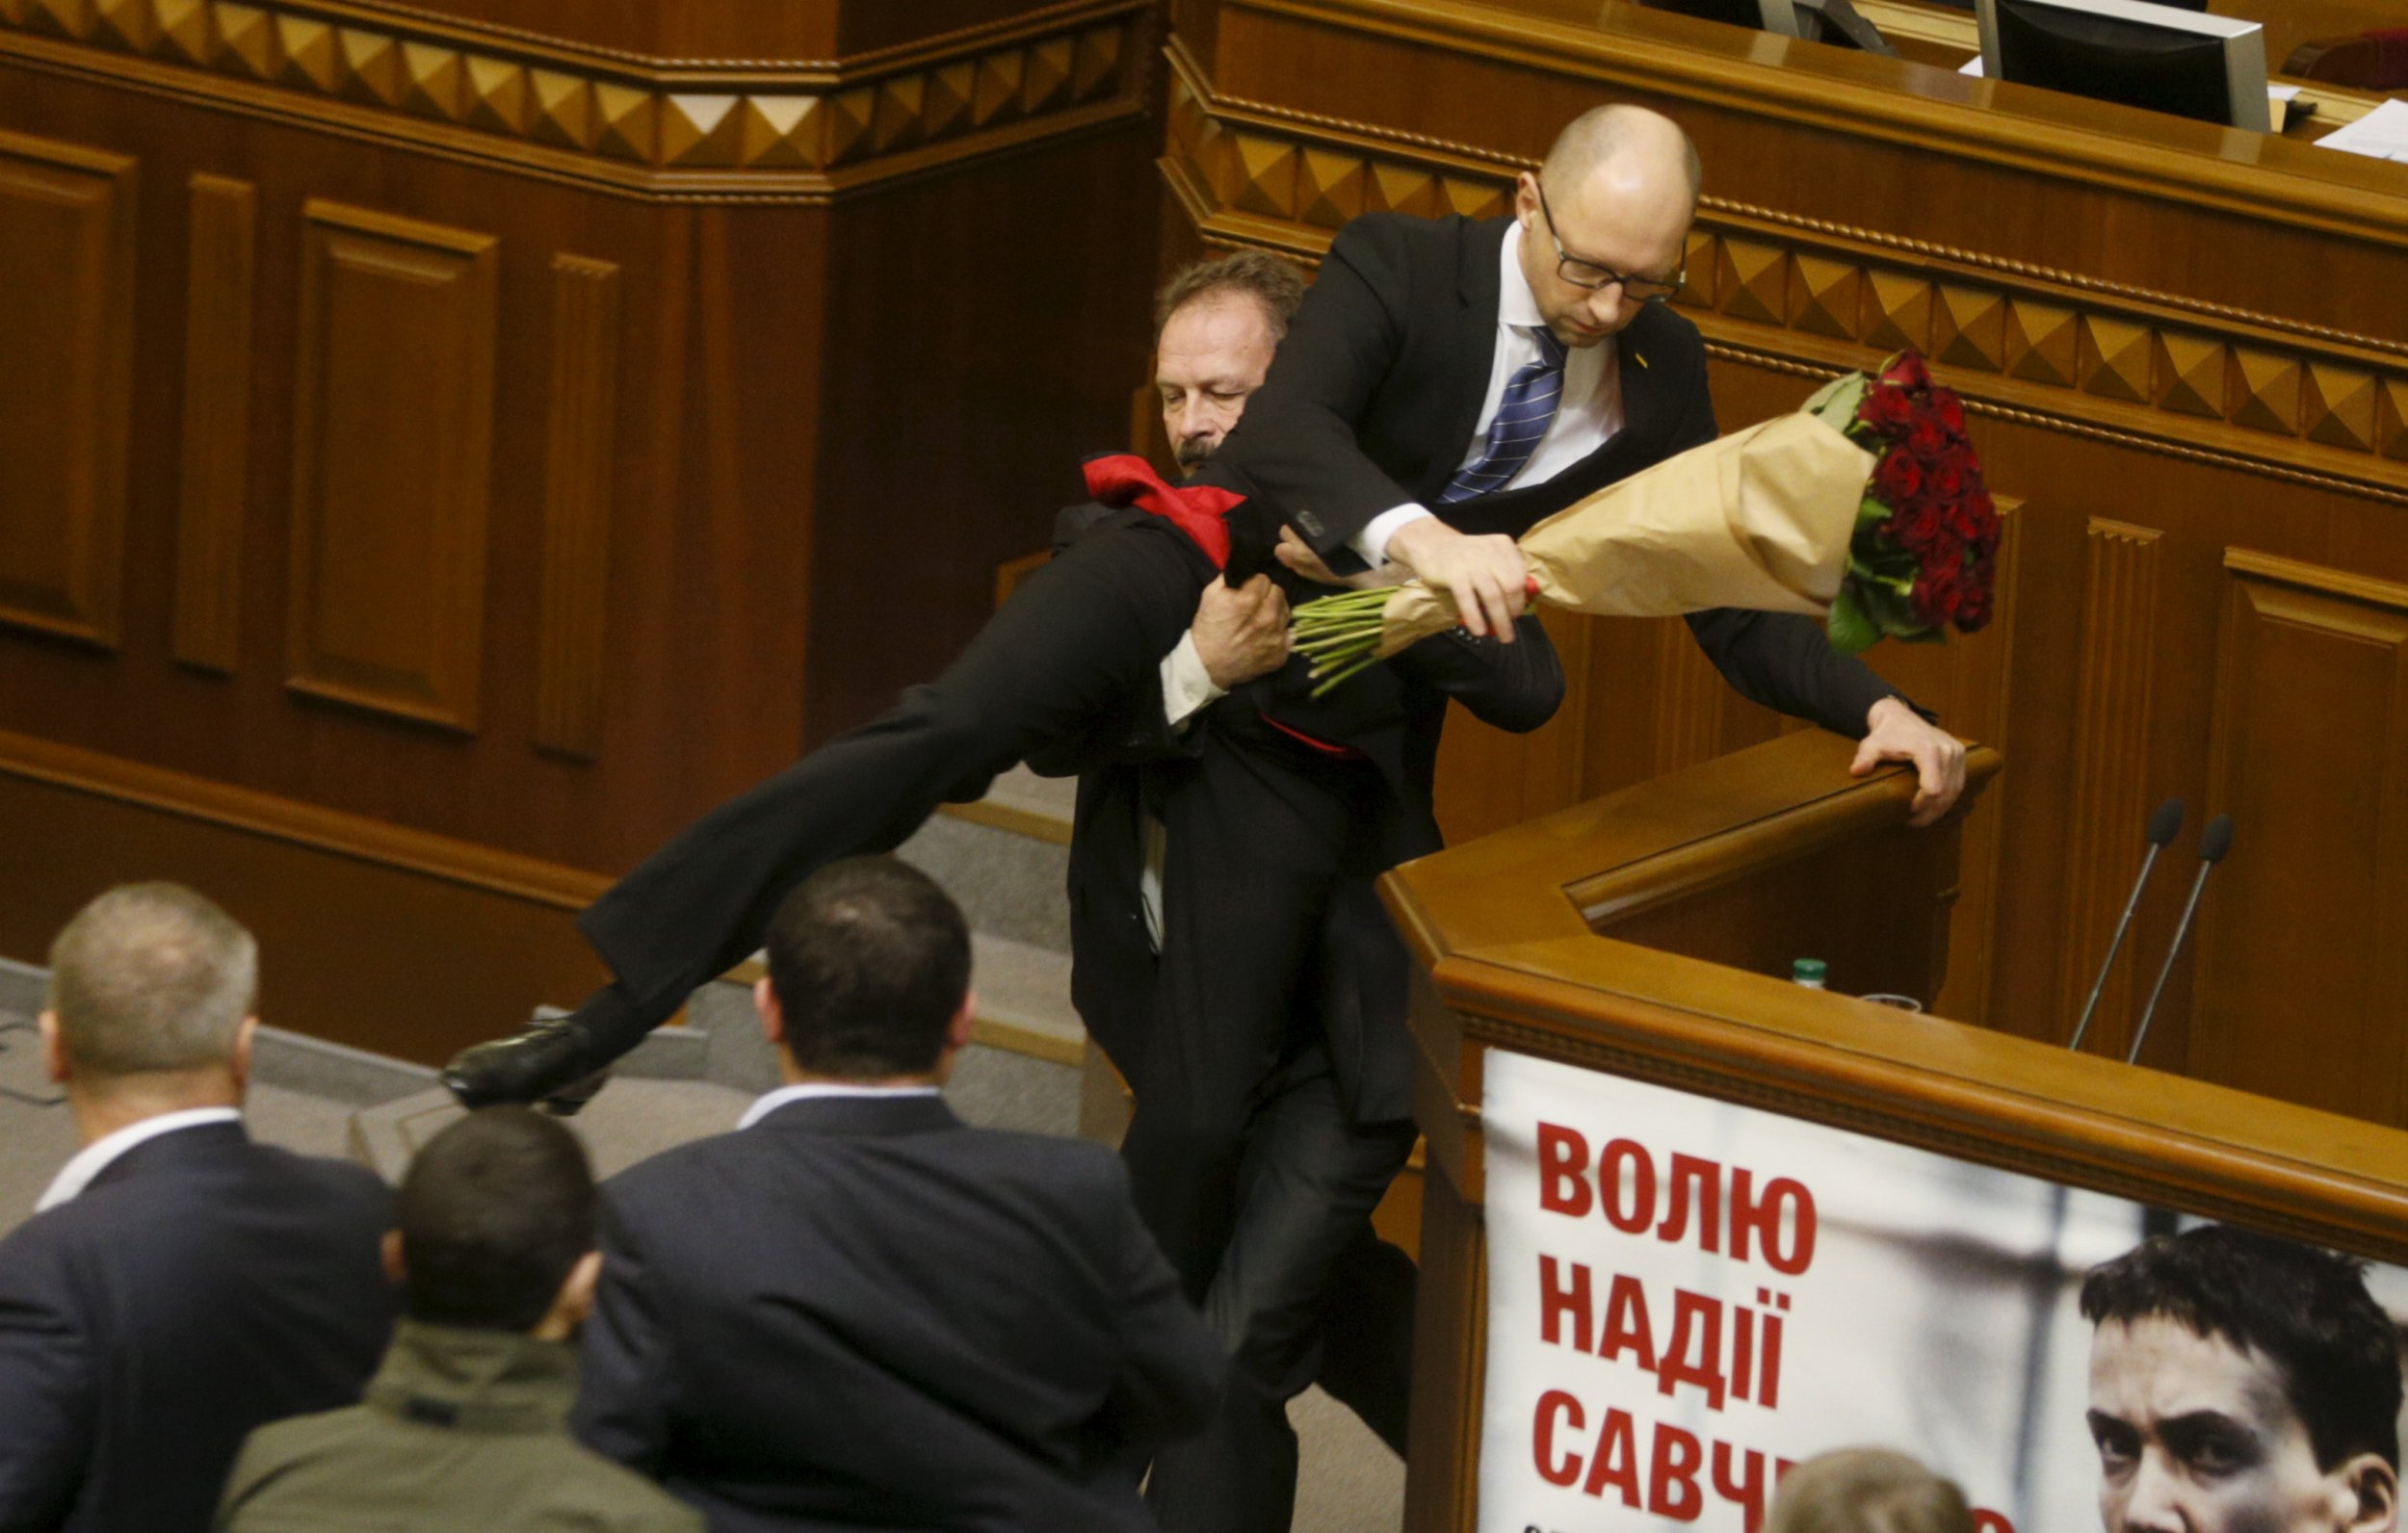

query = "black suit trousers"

[
  {"left": 1122, "top": 726, "right": 1416, "bottom": 1290},
  {"left": 1119, "top": 725, "right": 1425, "bottom": 1531},
  {"left": 1144, "top": 1052, "right": 1416, "bottom": 1533},
  {"left": 572, "top": 518, "right": 1213, "bottom": 1052}
]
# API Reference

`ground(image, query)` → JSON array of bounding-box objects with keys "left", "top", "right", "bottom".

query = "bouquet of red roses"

[
  {"left": 1811, "top": 350, "right": 1999, "bottom": 652},
  {"left": 1289, "top": 349, "right": 1997, "bottom": 694}
]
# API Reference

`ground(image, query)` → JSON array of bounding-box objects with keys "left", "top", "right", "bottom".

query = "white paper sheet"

[{"left": 2316, "top": 97, "right": 2408, "bottom": 161}]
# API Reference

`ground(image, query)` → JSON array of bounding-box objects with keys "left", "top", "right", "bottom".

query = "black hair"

[
  {"left": 764, "top": 857, "right": 970, "bottom": 1079},
  {"left": 397, "top": 1106, "right": 596, "bottom": 1333},
  {"left": 2081, "top": 1223, "right": 2403, "bottom": 1470}
]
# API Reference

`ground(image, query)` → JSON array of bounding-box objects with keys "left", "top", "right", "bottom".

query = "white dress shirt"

[
  {"left": 36, "top": 1106, "right": 243, "bottom": 1212},
  {"left": 1353, "top": 221, "right": 1626, "bottom": 565},
  {"left": 738, "top": 1080, "right": 944, "bottom": 1130}
]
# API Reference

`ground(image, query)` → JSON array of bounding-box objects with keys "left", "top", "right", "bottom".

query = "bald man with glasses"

[{"left": 1216, "top": 103, "right": 1963, "bottom": 821}]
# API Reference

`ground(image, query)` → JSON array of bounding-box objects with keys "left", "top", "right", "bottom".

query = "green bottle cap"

[{"left": 1792, "top": 958, "right": 1828, "bottom": 986}]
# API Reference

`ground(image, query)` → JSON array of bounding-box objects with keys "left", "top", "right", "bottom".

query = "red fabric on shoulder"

[{"left": 1082, "top": 455, "right": 1244, "bottom": 570}]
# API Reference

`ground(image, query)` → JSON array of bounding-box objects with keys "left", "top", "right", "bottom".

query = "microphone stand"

[
  {"left": 2126, "top": 815, "right": 2236, "bottom": 1067},
  {"left": 2068, "top": 798, "right": 2183, "bottom": 1053}
]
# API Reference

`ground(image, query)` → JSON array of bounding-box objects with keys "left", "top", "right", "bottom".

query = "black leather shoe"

[{"left": 442, "top": 1019, "right": 610, "bottom": 1113}]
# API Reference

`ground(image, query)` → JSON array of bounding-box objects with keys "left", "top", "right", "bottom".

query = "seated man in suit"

[
  {"left": 218, "top": 1106, "right": 701, "bottom": 1533},
  {"left": 0, "top": 883, "right": 395, "bottom": 1533},
  {"left": 572, "top": 857, "right": 1228, "bottom": 1533}
]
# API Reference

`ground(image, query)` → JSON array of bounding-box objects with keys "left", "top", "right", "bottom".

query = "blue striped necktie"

[{"left": 1439, "top": 326, "right": 1569, "bottom": 504}]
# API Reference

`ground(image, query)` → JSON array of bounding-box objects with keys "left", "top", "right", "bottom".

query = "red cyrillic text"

[{"left": 1529, "top": 1129, "right": 1818, "bottom": 1275}]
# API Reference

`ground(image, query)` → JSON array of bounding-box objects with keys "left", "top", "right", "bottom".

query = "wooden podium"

[{"left": 1382, "top": 732, "right": 2408, "bottom": 1532}]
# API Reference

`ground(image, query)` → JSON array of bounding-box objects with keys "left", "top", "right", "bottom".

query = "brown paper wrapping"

[{"left": 1371, "top": 413, "right": 1876, "bottom": 658}]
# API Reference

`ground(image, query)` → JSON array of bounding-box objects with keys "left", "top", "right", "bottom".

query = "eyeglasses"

[{"left": 1535, "top": 183, "right": 1685, "bottom": 305}]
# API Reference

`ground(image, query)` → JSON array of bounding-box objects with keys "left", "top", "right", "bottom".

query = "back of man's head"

[
  {"left": 46, "top": 882, "right": 257, "bottom": 1080},
  {"left": 1765, "top": 1448, "right": 1974, "bottom": 1533},
  {"left": 397, "top": 1106, "right": 595, "bottom": 1333},
  {"left": 2081, "top": 1223, "right": 2403, "bottom": 1471},
  {"left": 764, "top": 857, "right": 971, "bottom": 1080}
]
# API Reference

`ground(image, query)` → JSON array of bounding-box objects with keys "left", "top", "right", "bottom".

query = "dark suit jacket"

[
  {"left": 1034, "top": 502, "right": 1563, "bottom": 1118},
  {"left": 0, "top": 1121, "right": 396, "bottom": 1533},
  {"left": 1209, "top": 211, "right": 1904, "bottom": 741},
  {"left": 574, "top": 1094, "right": 1226, "bottom": 1533}
]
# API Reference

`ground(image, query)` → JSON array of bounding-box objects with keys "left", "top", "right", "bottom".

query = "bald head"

[
  {"left": 1541, "top": 104, "right": 1702, "bottom": 216},
  {"left": 1512, "top": 105, "right": 1701, "bottom": 349}
]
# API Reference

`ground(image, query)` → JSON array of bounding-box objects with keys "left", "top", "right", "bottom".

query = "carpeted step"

[{"left": 900, "top": 765, "right": 1075, "bottom": 954}]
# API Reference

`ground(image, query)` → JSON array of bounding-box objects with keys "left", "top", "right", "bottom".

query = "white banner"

[{"left": 1477, "top": 1048, "right": 2408, "bottom": 1533}]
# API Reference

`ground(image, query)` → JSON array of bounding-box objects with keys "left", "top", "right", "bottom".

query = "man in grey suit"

[{"left": 0, "top": 883, "right": 394, "bottom": 1533}]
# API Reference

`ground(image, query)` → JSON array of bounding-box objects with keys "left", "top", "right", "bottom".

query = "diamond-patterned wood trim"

[
  {"left": 1860, "top": 271, "right": 1930, "bottom": 354},
  {"left": 1717, "top": 238, "right": 1788, "bottom": 326},
  {"left": 1676, "top": 228, "right": 1718, "bottom": 311},
  {"left": 2080, "top": 315, "right": 2153, "bottom": 404},
  {"left": 0, "top": 0, "right": 1145, "bottom": 192},
  {"left": 1931, "top": 283, "right": 2005, "bottom": 373},
  {"left": 2004, "top": 299, "right": 2077, "bottom": 388},
  {"left": 2157, "top": 332, "right": 2227, "bottom": 419},
  {"left": 1789, "top": 254, "right": 1859, "bottom": 342},
  {"left": 2303, "top": 365, "right": 2377, "bottom": 454},
  {"left": 2230, "top": 348, "right": 2302, "bottom": 438},
  {"left": 1297, "top": 147, "right": 1364, "bottom": 229},
  {"left": 2378, "top": 380, "right": 2408, "bottom": 462}
]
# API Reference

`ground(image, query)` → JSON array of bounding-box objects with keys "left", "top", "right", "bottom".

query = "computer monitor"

[{"left": 1975, "top": 0, "right": 2270, "bottom": 132}]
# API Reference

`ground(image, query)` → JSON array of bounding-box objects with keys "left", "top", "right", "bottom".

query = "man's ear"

[
  {"left": 228, "top": 1015, "right": 257, "bottom": 1099},
  {"left": 380, "top": 1229, "right": 406, "bottom": 1286},
  {"left": 2335, "top": 1452, "right": 2397, "bottom": 1533},
  {"left": 1514, "top": 169, "right": 1542, "bottom": 226},
  {"left": 557, "top": 1249, "right": 602, "bottom": 1326},
  {"left": 949, "top": 993, "right": 978, "bottom": 1055},
  {"left": 753, "top": 976, "right": 785, "bottom": 1048},
  {"left": 38, "top": 1011, "right": 66, "bottom": 1086}
]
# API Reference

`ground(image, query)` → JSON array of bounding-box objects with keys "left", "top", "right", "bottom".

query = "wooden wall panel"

[
  {"left": 1650, "top": 620, "right": 1732, "bottom": 777},
  {"left": 0, "top": 728, "right": 606, "bottom": 1065},
  {"left": 286, "top": 198, "right": 499, "bottom": 732},
  {"left": 171, "top": 171, "right": 255, "bottom": 672},
  {"left": 532, "top": 252, "right": 621, "bottom": 760},
  {"left": 2055, "top": 519, "right": 2165, "bottom": 1058},
  {"left": 2190, "top": 554, "right": 2408, "bottom": 1124},
  {"left": 0, "top": 128, "right": 135, "bottom": 649}
]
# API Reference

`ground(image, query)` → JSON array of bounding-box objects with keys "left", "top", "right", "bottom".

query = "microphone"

[
  {"left": 2067, "top": 798, "right": 2184, "bottom": 1052},
  {"left": 2125, "top": 815, "right": 2236, "bottom": 1067}
]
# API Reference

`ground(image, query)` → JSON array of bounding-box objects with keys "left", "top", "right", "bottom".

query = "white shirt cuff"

[
  {"left": 1160, "top": 629, "right": 1226, "bottom": 732},
  {"left": 1353, "top": 503, "right": 1434, "bottom": 568}
]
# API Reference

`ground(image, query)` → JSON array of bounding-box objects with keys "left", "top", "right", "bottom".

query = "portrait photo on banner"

[{"left": 1480, "top": 1050, "right": 2408, "bottom": 1533}]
